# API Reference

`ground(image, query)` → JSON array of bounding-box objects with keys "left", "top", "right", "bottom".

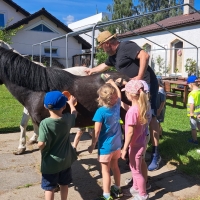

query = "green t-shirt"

[{"left": 38, "top": 113, "right": 77, "bottom": 174}]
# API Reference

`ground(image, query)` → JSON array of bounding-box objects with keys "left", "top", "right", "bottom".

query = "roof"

[
  {"left": 3, "top": 0, "right": 30, "bottom": 17},
  {"left": 118, "top": 12, "right": 200, "bottom": 38},
  {"left": 5, "top": 7, "right": 91, "bottom": 49}
]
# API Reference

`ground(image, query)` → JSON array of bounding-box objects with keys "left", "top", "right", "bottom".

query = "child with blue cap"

[
  {"left": 187, "top": 75, "right": 200, "bottom": 145},
  {"left": 38, "top": 90, "right": 77, "bottom": 200}
]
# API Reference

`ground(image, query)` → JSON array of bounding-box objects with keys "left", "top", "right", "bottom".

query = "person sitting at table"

[{"left": 187, "top": 75, "right": 200, "bottom": 145}]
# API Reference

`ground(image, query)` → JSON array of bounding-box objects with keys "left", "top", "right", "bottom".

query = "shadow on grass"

[{"left": 0, "top": 125, "right": 33, "bottom": 134}]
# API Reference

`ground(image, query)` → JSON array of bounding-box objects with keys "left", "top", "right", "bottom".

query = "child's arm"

[
  {"left": 157, "top": 101, "right": 165, "bottom": 117},
  {"left": 67, "top": 95, "right": 77, "bottom": 118},
  {"left": 88, "top": 122, "right": 102, "bottom": 153},
  {"left": 121, "top": 101, "right": 130, "bottom": 111},
  {"left": 121, "top": 125, "right": 134, "bottom": 160},
  {"left": 189, "top": 103, "right": 195, "bottom": 117},
  {"left": 38, "top": 141, "right": 45, "bottom": 151},
  {"left": 106, "top": 78, "right": 121, "bottom": 98}
]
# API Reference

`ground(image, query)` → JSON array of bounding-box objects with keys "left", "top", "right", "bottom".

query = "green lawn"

[
  {"left": 152, "top": 96, "right": 200, "bottom": 178},
  {"left": 0, "top": 85, "right": 33, "bottom": 133},
  {"left": 0, "top": 84, "right": 200, "bottom": 179}
]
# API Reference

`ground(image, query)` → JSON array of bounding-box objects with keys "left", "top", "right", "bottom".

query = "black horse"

[{"left": 0, "top": 47, "right": 129, "bottom": 128}]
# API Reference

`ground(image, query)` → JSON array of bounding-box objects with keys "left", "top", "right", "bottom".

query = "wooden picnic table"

[{"left": 163, "top": 80, "right": 189, "bottom": 107}]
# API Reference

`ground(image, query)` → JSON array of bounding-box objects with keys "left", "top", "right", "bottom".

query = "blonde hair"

[
  {"left": 97, "top": 83, "right": 118, "bottom": 107},
  {"left": 126, "top": 90, "right": 149, "bottom": 125}
]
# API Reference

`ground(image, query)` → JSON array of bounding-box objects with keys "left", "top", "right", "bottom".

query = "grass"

[
  {"left": 0, "top": 84, "right": 200, "bottom": 179},
  {"left": 0, "top": 85, "right": 33, "bottom": 133},
  {"left": 150, "top": 95, "right": 200, "bottom": 178}
]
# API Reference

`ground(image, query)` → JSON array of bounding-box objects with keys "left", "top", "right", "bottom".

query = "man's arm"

[
  {"left": 85, "top": 63, "right": 110, "bottom": 75},
  {"left": 133, "top": 50, "right": 149, "bottom": 80}
]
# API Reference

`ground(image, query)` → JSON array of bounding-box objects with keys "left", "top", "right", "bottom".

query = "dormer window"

[{"left": 30, "top": 24, "right": 53, "bottom": 32}]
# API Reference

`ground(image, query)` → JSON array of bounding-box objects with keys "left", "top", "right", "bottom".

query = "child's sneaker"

[
  {"left": 123, "top": 187, "right": 139, "bottom": 197},
  {"left": 95, "top": 195, "right": 113, "bottom": 200},
  {"left": 110, "top": 185, "right": 123, "bottom": 197},
  {"left": 188, "top": 139, "right": 198, "bottom": 145},
  {"left": 148, "top": 153, "right": 161, "bottom": 171},
  {"left": 131, "top": 194, "right": 149, "bottom": 200}
]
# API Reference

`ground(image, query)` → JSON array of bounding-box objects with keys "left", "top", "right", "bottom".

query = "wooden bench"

[
  {"left": 166, "top": 92, "right": 178, "bottom": 107},
  {"left": 172, "top": 87, "right": 184, "bottom": 98},
  {"left": 163, "top": 81, "right": 178, "bottom": 107}
]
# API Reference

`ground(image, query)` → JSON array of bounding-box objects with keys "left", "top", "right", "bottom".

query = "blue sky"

[{"left": 13, "top": 0, "right": 200, "bottom": 25}]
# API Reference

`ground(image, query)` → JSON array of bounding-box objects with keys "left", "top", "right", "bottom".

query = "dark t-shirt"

[{"left": 105, "top": 41, "right": 156, "bottom": 84}]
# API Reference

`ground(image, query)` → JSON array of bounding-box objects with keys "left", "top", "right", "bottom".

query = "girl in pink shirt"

[{"left": 121, "top": 80, "right": 149, "bottom": 200}]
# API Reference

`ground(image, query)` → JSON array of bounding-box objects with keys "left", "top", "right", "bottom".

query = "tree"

[
  {"left": 137, "top": 0, "right": 184, "bottom": 26},
  {"left": 106, "top": 0, "right": 136, "bottom": 34},
  {"left": 0, "top": 18, "right": 23, "bottom": 44}
]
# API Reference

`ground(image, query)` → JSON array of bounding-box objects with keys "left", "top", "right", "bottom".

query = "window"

[
  {"left": 0, "top": 13, "right": 5, "bottom": 27},
  {"left": 44, "top": 48, "right": 58, "bottom": 55},
  {"left": 30, "top": 24, "right": 53, "bottom": 32}
]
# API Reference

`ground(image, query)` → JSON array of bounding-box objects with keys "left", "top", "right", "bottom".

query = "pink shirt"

[{"left": 125, "top": 105, "right": 146, "bottom": 147}]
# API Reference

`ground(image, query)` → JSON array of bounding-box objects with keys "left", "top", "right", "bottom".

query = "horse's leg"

[
  {"left": 14, "top": 108, "right": 30, "bottom": 155},
  {"left": 28, "top": 122, "right": 38, "bottom": 145}
]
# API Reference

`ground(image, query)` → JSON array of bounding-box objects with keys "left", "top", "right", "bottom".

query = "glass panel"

[
  {"left": 0, "top": 14, "right": 5, "bottom": 27},
  {"left": 44, "top": 48, "right": 57, "bottom": 54},
  {"left": 42, "top": 24, "right": 53, "bottom": 32},
  {"left": 31, "top": 24, "right": 43, "bottom": 31}
]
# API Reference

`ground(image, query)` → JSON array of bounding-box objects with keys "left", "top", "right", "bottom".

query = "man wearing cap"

[{"left": 85, "top": 30, "right": 161, "bottom": 171}]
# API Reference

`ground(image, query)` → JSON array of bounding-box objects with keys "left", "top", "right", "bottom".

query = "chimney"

[{"left": 184, "top": 0, "right": 194, "bottom": 15}]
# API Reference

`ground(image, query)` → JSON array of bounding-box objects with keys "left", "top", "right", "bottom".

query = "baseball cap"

[
  {"left": 139, "top": 80, "right": 149, "bottom": 93},
  {"left": 121, "top": 80, "right": 144, "bottom": 94},
  {"left": 97, "top": 31, "right": 117, "bottom": 47},
  {"left": 44, "top": 90, "right": 67, "bottom": 110},
  {"left": 187, "top": 75, "right": 198, "bottom": 84}
]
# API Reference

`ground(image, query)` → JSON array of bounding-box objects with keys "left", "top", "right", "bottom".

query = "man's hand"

[
  {"left": 84, "top": 68, "right": 93, "bottom": 75},
  {"left": 130, "top": 75, "right": 143, "bottom": 80}
]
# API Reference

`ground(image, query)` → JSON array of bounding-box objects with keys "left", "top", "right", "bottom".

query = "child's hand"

[
  {"left": 121, "top": 149, "right": 127, "bottom": 160},
  {"left": 115, "top": 78, "right": 127, "bottom": 86},
  {"left": 88, "top": 145, "right": 94, "bottom": 154},
  {"left": 106, "top": 78, "right": 114, "bottom": 84},
  {"left": 67, "top": 95, "right": 77, "bottom": 105}
]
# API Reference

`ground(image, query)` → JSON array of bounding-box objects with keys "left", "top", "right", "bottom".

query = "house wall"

[
  {"left": 0, "top": 0, "right": 25, "bottom": 25},
  {"left": 68, "top": 12, "right": 111, "bottom": 47},
  {"left": 120, "top": 24, "right": 200, "bottom": 77},
  {"left": 11, "top": 15, "right": 82, "bottom": 67}
]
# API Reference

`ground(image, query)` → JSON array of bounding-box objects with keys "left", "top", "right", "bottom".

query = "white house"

[
  {"left": 68, "top": 12, "right": 111, "bottom": 47},
  {"left": 118, "top": 0, "right": 199, "bottom": 77},
  {"left": 0, "top": 0, "right": 91, "bottom": 67}
]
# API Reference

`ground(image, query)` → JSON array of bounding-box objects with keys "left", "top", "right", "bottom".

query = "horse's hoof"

[
  {"left": 13, "top": 148, "right": 26, "bottom": 155},
  {"left": 27, "top": 140, "right": 38, "bottom": 145}
]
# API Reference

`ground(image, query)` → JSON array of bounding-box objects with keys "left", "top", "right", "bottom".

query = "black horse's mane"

[{"left": 0, "top": 47, "right": 75, "bottom": 91}]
